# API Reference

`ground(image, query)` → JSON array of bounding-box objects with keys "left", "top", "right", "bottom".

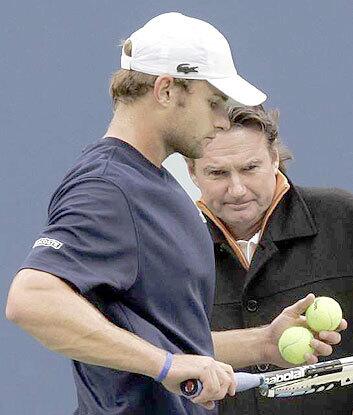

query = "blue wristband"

[{"left": 155, "top": 352, "right": 173, "bottom": 382}]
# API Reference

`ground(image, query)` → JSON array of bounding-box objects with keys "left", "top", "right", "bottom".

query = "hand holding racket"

[
  {"left": 161, "top": 354, "right": 236, "bottom": 410},
  {"left": 181, "top": 356, "right": 353, "bottom": 398}
]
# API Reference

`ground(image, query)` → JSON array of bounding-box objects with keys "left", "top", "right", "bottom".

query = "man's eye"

[
  {"left": 210, "top": 170, "right": 226, "bottom": 176},
  {"left": 244, "top": 165, "right": 258, "bottom": 171},
  {"left": 209, "top": 100, "right": 218, "bottom": 109}
]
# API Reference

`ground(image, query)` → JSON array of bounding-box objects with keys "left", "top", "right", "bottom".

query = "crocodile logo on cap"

[{"left": 176, "top": 63, "right": 199, "bottom": 74}]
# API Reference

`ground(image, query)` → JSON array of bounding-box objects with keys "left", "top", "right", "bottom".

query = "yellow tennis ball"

[
  {"left": 305, "top": 296, "right": 342, "bottom": 332},
  {"left": 278, "top": 326, "right": 314, "bottom": 365}
]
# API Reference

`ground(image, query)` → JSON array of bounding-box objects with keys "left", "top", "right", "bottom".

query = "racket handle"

[{"left": 180, "top": 372, "right": 263, "bottom": 398}]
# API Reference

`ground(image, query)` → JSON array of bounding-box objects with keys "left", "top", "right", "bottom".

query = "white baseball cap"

[{"left": 121, "top": 12, "right": 266, "bottom": 106}]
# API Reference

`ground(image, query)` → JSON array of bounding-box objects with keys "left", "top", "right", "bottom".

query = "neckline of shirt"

[
  {"left": 99, "top": 137, "right": 168, "bottom": 178},
  {"left": 236, "top": 231, "right": 261, "bottom": 245}
]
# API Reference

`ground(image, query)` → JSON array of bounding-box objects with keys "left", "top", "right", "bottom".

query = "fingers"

[
  {"left": 304, "top": 335, "right": 334, "bottom": 364},
  {"left": 312, "top": 317, "right": 346, "bottom": 345},
  {"left": 304, "top": 352, "right": 318, "bottom": 365},
  {"left": 164, "top": 354, "right": 235, "bottom": 406},
  {"left": 336, "top": 318, "right": 348, "bottom": 332},
  {"left": 201, "top": 366, "right": 221, "bottom": 400},
  {"left": 310, "top": 338, "right": 333, "bottom": 357},
  {"left": 304, "top": 354, "right": 318, "bottom": 365},
  {"left": 283, "top": 293, "right": 315, "bottom": 318},
  {"left": 218, "top": 362, "right": 236, "bottom": 396},
  {"left": 318, "top": 330, "right": 342, "bottom": 345},
  {"left": 192, "top": 362, "right": 234, "bottom": 406},
  {"left": 304, "top": 315, "right": 347, "bottom": 364}
]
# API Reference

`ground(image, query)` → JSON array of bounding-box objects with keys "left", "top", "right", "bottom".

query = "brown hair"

[
  {"left": 227, "top": 105, "right": 293, "bottom": 172},
  {"left": 109, "top": 40, "right": 192, "bottom": 108}
]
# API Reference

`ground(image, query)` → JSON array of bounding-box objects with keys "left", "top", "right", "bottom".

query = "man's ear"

[
  {"left": 153, "top": 75, "right": 175, "bottom": 107},
  {"left": 184, "top": 157, "right": 200, "bottom": 187}
]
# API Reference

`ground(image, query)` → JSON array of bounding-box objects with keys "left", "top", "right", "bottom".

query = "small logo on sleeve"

[
  {"left": 176, "top": 63, "right": 199, "bottom": 74},
  {"left": 33, "top": 238, "right": 63, "bottom": 250}
]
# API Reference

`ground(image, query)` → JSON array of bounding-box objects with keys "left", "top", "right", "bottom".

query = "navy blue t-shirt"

[{"left": 21, "top": 138, "right": 217, "bottom": 415}]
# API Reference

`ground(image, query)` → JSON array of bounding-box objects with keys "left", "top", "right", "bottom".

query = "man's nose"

[
  {"left": 214, "top": 107, "right": 230, "bottom": 132},
  {"left": 228, "top": 176, "right": 246, "bottom": 198}
]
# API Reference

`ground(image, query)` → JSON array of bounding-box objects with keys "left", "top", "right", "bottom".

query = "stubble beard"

[
  {"left": 163, "top": 128, "right": 204, "bottom": 159},
  {"left": 165, "top": 95, "right": 205, "bottom": 159}
]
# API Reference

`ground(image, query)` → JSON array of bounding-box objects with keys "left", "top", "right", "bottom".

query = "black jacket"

[{"left": 208, "top": 185, "right": 353, "bottom": 415}]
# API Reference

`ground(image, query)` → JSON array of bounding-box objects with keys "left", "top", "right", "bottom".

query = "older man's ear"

[{"left": 184, "top": 157, "right": 200, "bottom": 188}]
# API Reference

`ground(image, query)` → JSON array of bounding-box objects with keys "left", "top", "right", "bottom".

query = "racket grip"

[{"left": 180, "top": 372, "right": 263, "bottom": 398}]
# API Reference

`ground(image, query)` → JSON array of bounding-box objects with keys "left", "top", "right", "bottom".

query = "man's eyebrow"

[
  {"left": 203, "top": 165, "right": 226, "bottom": 172},
  {"left": 203, "top": 165, "right": 215, "bottom": 172}
]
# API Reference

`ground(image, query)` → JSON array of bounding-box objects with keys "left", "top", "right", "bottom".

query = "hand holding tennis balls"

[
  {"left": 263, "top": 294, "right": 346, "bottom": 368},
  {"left": 278, "top": 296, "right": 344, "bottom": 365}
]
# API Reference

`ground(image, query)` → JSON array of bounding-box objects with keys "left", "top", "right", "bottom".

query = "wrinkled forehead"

[{"left": 202, "top": 126, "right": 268, "bottom": 161}]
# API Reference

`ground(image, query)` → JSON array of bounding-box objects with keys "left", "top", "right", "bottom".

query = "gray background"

[{"left": 1, "top": 1, "right": 352, "bottom": 414}]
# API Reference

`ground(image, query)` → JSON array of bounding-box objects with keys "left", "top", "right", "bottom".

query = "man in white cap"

[{"left": 6, "top": 13, "right": 343, "bottom": 415}]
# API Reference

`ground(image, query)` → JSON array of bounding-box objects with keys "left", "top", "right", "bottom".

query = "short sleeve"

[{"left": 20, "top": 177, "right": 139, "bottom": 293}]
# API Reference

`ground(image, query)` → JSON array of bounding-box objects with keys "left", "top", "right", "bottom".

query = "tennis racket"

[{"left": 181, "top": 356, "right": 353, "bottom": 398}]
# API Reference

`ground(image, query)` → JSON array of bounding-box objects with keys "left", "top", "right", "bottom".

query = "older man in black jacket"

[{"left": 186, "top": 106, "right": 353, "bottom": 415}]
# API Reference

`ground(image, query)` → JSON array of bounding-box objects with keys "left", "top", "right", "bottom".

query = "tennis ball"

[
  {"left": 278, "top": 326, "right": 314, "bottom": 365},
  {"left": 305, "top": 296, "right": 342, "bottom": 332}
]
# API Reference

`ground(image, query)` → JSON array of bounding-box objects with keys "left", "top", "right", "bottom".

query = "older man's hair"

[
  {"left": 227, "top": 105, "right": 293, "bottom": 172},
  {"left": 109, "top": 39, "right": 192, "bottom": 109}
]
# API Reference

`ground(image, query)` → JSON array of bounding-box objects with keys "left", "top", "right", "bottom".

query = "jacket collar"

[
  {"left": 263, "top": 181, "right": 318, "bottom": 242},
  {"left": 206, "top": 217, "right": 226, "bottom": 244}
]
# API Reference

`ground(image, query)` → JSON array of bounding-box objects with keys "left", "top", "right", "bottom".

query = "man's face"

[
  {"left": 190, "top": 126, "right": 279, "bottom": 234},
  {"left": 163, "top": 81, "right": 230, "bottom": 159}
]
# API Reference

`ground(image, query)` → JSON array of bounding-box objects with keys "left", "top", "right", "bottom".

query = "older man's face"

[{"left": 191, "top": 126, "right": 279, "bottom": 235}]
